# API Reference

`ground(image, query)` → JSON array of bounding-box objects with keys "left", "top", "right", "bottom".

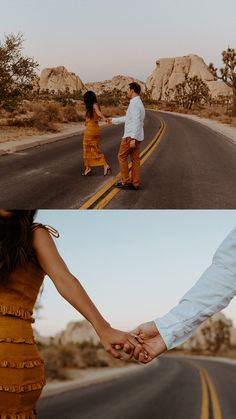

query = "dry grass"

[
  {"left": 149, "top": 102, "right": 233, "bottom": 125},
  {"left": 39, "top": 342, "right": 135, "bottom": 382},
  {"left": 0, "top": 100, "right": 87, "bottom": 142},
  {"left": 102, "top": 105, "right": 125, "bottom": 117},
  {"left": 0, "top": 100, "right": 125, "bottom": 143},
  {"left": 0, "top": 97, "right": 233, "bottom": 145}
]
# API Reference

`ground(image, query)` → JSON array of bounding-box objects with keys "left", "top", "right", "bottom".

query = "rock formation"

[
  {"left": 181, "top": 313, "right": 235, "bottom": 352},
  {"left": 85, "top": 75, "right": 145, "bottom": 95},
  {"left": 146, "top": 54, "right": 231, "bottom": 100},
  {"left": 39, "top": 55, "right": 232, "bottom": 101},
  {"left": 53, "top": 320, "right": 100, "bottom": 346},
  {"left": 39, "top": 66, "right": 84, "bottom": 93}
]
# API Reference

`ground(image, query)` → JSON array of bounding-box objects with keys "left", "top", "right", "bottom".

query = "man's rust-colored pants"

[{"left": 118, "top": 138, "right": 141, "bottom": 187}]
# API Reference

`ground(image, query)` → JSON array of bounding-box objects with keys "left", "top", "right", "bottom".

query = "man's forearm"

[
  {"left": 155, "top": 227, "right": 236, "bottom": 350},
  {"left": 111, "top": 116, "right": 126, "bottom": 124}
]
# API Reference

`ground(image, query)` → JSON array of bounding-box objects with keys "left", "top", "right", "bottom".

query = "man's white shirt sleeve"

[
  {"left": 155, "top": 227, "right": 236, "bottom": 350},
  {"left": 111, "top": 116, "right": 126, "bottom": 124}
]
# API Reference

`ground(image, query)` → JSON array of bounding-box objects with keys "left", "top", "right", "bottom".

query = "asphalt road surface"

[
  {"left": 1, "top": 111, "right": 236, "bottom": 208},
  {"left": 107, "top": 112, "right": 236, "bottom": 209},
  {"left": 0, "top": 111, "right": 159, "bottom": 208},
  {"left": 38, "top": 356, "right": 236, "bottom": 419}
]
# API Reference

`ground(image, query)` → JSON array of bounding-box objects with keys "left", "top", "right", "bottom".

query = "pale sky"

[
  {"left": 35, "top": 210, "right": 236, "bottom": 337},
  {"left": 1, "top": 0, "right": 235, "bottom": 82}
]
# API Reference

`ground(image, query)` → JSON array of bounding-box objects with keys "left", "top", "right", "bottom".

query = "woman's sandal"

[
  {"left": 82, "top": 168, "right": 92, "bottom": 176},
  {"left": 104, "top": 166, "right": 112, "bottom": 176}
]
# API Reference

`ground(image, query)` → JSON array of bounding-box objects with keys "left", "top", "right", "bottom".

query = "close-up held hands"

[
  {"left": 97, "top": 324, "right": 144, "bottom": 360},
  {"left": 98, "top": 322, "right": 167, "bottom": 364}
]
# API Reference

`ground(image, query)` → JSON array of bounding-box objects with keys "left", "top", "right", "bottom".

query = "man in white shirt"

[
  {"left": 128, "top": 227, "right": 236, "bottom": 362},
  {"left": 109, "top": 82, "right": 145, "bottom": 190}
]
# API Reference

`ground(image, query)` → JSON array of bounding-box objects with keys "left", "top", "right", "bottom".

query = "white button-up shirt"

[
  {"left": 111, "top": 96, "right": 145, "bottom": 141},
  {"left": 155, "top": 227, "right": 236, "bottom": 350}
]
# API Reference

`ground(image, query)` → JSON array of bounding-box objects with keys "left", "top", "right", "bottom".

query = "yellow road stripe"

[
  {"left": 199, "top": 368, "right": 209, "bottom": 419},
  {"left": 96, "top": 119, "right": 166, "bottom": 209},
  {"left": 80, "top": 118, "right": 166, "bottom": 209},
  {"left": 186, "top": 360, "right": 223, "bottom": 419},
  {"left": 202, "top": 368, "right": 223, "bottom": 419}
]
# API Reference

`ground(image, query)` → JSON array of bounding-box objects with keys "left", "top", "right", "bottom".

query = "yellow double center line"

[
  {"left": 195, "top": 364, "right": 223, "bottom": 419},
  {"left": 80, "top": 118, "right": 166, "bottom": 209}
]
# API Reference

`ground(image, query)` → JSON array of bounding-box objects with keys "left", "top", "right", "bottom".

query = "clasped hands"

[{"left": 99, "top": 321, "right": 167, "bottom": 364}]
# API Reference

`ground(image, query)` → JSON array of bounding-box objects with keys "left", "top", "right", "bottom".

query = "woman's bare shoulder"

[{"left": 32, "top": 223, "right": 59, "bottom": 237}]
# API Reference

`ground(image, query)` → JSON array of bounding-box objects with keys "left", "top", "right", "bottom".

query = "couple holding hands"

[
  {"left": 0, "top": 210, "right": 161, "bottom": 418},
  {"left": 1, "top": 210, "right": 236, "bottom": 418},
  {"left": 82, "top": 82, "right": 145, "bottom": 190}
]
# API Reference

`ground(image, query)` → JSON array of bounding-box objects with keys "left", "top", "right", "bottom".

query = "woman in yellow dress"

[
  {"left": 82, "top": 91, "right": 111, "bottom": 176},
  {"left": 0, "top": 210, "right": 143, "bottom": 418}
]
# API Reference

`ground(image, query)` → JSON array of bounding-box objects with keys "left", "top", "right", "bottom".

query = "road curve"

[
  {"left": 38, "top": 356, "right": 236, "bottom": 419},
  {"left": 1, "top": 111, "right": 236, "bottom": 208},
  {"left": 106, "top": 111, "right": 236, "bottom": 209}
]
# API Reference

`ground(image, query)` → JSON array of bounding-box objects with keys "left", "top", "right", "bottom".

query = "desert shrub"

[
  {"left": 98, "top": 89, "right": 126, "bottom": 106},
  {"left": 102, "top": 105, "right": 125, "bottom": 117},
  {"left": 44, "top": 364, "right": 69, "bottom": 381},
  {"left": 208, "top": 110, "right": 221, "bottom": 118},
  {"left": 80, "top": 347, "right": 109, "bottom": 368},
  {"left": 7, "top": 109, "right": 58, "bottom": 132},
  {"left": 44, "top": 102, "right": 63, "bottom": 122},
  {"left": 63, "top": 105, "right": 85, "bottom": 122}
]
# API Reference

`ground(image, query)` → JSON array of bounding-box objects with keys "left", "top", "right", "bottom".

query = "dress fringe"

[
  {"left": 0, "top": 408, "right": 37, "bottom": 418},
  {"left": 0, "top": 359, "right": 43, "bottom": 368},
  {"left": 0, "top": 379, "right": 46, "bottom": 393},
  {"left": 0, "top": 338, "right": 34, "bottom": 345},
  {"left": 0, "top": 305, "right": 34, "bottom": 323}
]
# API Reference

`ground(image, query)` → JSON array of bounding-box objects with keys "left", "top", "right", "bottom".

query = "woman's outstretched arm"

[
  {"left": 93, "top": 103, "right": 106, "bottom": 121},
  {"left": 32, "top": 227, "right": 143, "bottom": 359}
]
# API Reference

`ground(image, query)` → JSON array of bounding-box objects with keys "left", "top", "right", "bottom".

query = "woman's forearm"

[{"left": 54, "top": 273, "right": 110, "bottom": 336}]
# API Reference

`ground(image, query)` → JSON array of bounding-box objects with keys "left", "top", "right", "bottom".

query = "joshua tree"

[
  {"left": 174, "top": 75, "right": 210, "bottom": 110},
  {"left": 209, "top": 47, "right": 236, "bottom": 119},
  {"left": 0, "top": 33, "right": 38, "bottom": 109}
]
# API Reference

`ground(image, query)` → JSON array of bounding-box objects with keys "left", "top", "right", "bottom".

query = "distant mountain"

[
  {"left": 38, "top": 55, "right": 231, "bottom": 99},
  {"left": 85, "top": 75, "right": 145, "bottom": 95}
]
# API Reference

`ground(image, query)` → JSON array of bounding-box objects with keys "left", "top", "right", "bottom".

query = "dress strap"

[{"left": 32, "top": 223, "right": 59, "bottom": 238}]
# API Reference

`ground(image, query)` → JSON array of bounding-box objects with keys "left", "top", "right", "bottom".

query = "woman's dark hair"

[
  {"left": 83, "top": 90, "right": 98, "bottom": 119},
  {"left": 0, "top": 210, "right": 38, "bottom": 282}
]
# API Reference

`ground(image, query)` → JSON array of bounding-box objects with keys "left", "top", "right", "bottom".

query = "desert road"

[
  {"left": 1, "top": 110, "right": 236, "bottom": 208},
  {"left": 38, "top": 356, "right": 236, "bottom": 419}
]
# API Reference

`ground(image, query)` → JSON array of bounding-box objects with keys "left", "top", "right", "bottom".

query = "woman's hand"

[{"left": 98, "top": 324, "right": 144, "bottom": 360}]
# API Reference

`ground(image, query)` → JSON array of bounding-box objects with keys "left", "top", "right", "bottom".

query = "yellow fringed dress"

[
  {"left": 83, "top": 113, "right": 107, "bottom": 167},
  {"left": 0, "top": 224, "right": 58, "bottom": 419}
]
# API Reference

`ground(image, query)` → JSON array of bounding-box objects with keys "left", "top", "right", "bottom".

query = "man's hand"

[
  {"left": 106, "top": 118, "right": 112, "bottom": 124},
  {"left": 131, "top": 321, "right": 167, "bottom": 363},
  {"left": 129, "top": 138, "right": 136, "bottom": 148}
]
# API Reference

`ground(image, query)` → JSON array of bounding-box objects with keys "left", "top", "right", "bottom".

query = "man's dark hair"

[{"left": 129, "top": 82, "right": 141, "bottom": 95}]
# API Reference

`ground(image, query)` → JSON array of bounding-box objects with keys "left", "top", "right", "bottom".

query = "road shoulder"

[
  {"left": 157, "top": 110, "right": 236, "bottom": 145},
  {"left": 41, "top": 363, "right": 143, "bottom": 399}
]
